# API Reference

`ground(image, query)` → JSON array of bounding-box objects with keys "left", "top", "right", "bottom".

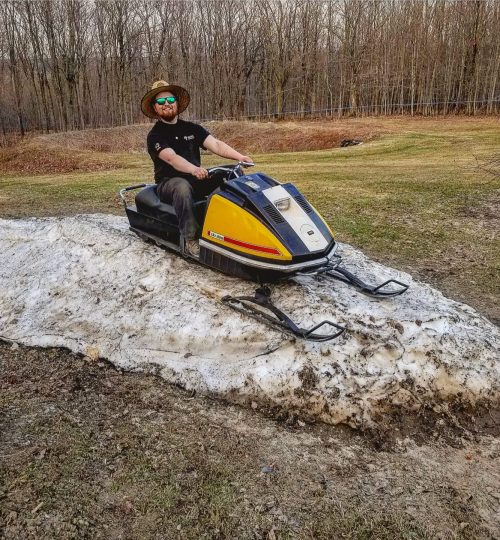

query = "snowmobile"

[{"left": 119, "top": 162, "right": 408, "bottom": 341}]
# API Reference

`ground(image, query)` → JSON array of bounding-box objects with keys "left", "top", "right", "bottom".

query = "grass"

[{"left": 0, "top": 117, "right": 499, "bottom": 324}]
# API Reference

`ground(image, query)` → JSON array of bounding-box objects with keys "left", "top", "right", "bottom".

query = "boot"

[{"left": 185, "top": 239, "right": 200, "bottom": 259}]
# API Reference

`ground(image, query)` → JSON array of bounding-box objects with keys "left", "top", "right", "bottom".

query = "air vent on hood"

[
  {"left": 263, "top": 204, "right": 285, "bottom": 223},
  {"left": 294, "top": 194, "right": 313, "bottom": 213}
]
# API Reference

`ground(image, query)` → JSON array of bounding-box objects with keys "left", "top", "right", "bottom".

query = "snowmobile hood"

[{"left": 202, "top": 173, "right": 336, "bottom": 264}]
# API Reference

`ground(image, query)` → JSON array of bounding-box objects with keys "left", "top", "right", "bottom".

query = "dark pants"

[{"left": 157, "top": 173, "right": 226, "bottom": 240}]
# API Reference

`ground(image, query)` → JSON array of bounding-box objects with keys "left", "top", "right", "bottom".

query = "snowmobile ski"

[
  {"left": 222, "top": 286, "right": 345, "bottom": 342},
  {"left": 313, "top": 256, "right": 409, "bottom": 297}
]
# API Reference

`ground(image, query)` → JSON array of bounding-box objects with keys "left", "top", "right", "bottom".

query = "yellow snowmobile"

[{"left": 119, "top": 163, "right": 408, "bottom": 341}]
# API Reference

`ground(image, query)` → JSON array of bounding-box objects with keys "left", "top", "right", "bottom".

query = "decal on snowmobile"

[
  {"left": 208, "top": 231, "right": 281, "bottom": 255},
  {"left": 208, "top": 230, "right": 224, "bottom": 241}
]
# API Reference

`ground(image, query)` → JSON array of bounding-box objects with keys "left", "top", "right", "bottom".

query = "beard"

[{"left": 157, "top": 108, "right": 177, "bottom": 122}]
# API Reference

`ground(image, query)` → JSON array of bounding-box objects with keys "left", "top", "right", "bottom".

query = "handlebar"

[{"left": 207, "top": 161, "right": 254, "bottom": 180}]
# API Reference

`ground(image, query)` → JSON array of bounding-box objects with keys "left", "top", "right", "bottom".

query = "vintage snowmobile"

[{"left": 119, "top": 163, "right": 408, "bottom": 341}]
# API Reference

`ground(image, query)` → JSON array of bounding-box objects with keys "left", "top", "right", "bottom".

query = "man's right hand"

[{"left": 192, "top": 167, "right": 209, "bottom": 180}]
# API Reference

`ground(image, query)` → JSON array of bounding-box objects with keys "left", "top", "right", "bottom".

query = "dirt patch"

[
  {"left": 297, "top": 365, "right": 319, "bottom": 391},
  {"left": 457, "top": 191, "right": 500, "bottom": 225},
  {"left": 1, "top": 340, "right": 499, "bottom": 539},
  {"left": 203, "top": 119, "right": 389, "bottom": 154},
  {"left": 365, "top": 402, "right": 500, "bottom": 451}
]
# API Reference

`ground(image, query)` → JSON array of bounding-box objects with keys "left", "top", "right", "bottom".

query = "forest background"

[{"left": 1, "top": 0, "right": 499, "bottom": 137}]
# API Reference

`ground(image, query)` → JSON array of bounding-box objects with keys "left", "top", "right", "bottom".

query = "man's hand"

[
  {"left": 192, "top": 166, "right": 209, "bottom": 180},
  {"left": 239, "top": 155, "right": 253, "bottom": 165}
]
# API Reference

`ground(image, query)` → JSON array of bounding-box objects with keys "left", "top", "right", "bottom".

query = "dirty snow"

[{"left": 0, "top": 214, "right": 498, "bottom": 426}]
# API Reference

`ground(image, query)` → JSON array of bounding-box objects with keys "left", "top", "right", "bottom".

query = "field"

[{"left": 1, "top": 117, "right": 499, "bottom": 539}]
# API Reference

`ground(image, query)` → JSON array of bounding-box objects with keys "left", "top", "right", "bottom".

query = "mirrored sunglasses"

[{"left": 155, "top": 96, "right": 177, "bottom": 105}]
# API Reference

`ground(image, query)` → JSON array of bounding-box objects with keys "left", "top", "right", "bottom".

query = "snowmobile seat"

[
  {"left": 135, "top": 185, "right": 208, "bottom": 222},
  {"left": 135, "top": 185, "right": 174, "bottom": 217}
]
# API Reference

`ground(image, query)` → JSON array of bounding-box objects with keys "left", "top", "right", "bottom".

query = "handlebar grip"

[{"left": 123, "top": 183, "right": 147, "bottom": 192}]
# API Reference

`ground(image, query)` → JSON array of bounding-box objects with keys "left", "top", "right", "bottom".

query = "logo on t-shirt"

[
  {"left": 155, "top": 142, "right": 161, "bottom": 152},
  {"left": 184, "top": 135, "right": 195, "bottom": 141}
]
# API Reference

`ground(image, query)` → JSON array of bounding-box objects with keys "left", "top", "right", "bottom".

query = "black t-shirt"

[{"left": 146, "top": 119, "right": 210, "bottom": 183}]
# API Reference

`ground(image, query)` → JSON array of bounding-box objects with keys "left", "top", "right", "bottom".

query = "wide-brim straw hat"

[{"left": 141, "top": 80, "right": 190, "bottom": 118}]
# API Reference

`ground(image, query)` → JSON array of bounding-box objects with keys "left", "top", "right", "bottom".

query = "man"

[{"left": 141, "top": 80, "right": 252, "bottom": 258}]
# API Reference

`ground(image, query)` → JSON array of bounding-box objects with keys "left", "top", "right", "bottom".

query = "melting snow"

[{"left": 1, "top": 214, "right": 498, "bottom": 426}]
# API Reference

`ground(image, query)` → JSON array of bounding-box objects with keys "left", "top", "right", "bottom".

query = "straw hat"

[{"left": 141, "top": 80, "right": 190, "bottom": 118}]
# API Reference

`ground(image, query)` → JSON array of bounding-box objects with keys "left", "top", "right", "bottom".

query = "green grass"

[{"left": 1, "top": 120, "right": 499, "bottom": 322}]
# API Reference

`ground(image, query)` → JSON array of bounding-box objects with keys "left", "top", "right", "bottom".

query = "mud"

[{"left": 1, "top": 340, "right": 499, "bottom": 539}]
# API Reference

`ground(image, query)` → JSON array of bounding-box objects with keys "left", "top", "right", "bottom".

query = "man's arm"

[
  {"left": 158, "top": 148, "right": 207, "bottom": 179},
  {"left": 203, "top": 135, "right": 252, "bottom": 163}
]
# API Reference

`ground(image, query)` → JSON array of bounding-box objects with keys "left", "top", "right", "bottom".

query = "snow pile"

[{"left": 1, "top": 215, "right": 499, "bottom": 426}]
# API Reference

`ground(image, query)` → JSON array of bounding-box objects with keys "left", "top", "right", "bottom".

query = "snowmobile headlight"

[{"left": 275, "top": 197, "right": 291, "bottom": 212}]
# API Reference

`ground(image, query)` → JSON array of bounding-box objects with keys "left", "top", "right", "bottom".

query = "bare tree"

[{"left": 1, "top": 0, "right": 498, "bottom": 134}]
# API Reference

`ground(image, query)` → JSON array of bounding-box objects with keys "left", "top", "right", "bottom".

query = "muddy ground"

[{"left": 1, "top": 340, "right": 498, "bottom": 539}]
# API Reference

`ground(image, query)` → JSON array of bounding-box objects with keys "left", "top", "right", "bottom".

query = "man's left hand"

[{"left": 239, "top": 155, "right": 253, "bottom": 165}]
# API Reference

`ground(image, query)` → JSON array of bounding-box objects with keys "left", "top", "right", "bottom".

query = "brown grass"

[
  {"left": 0, "top": 138, "right": 119, "bottom": 176},
  {"left": 23, "top": 117, "right": 395, "bottom": 155},
  {"left": 36, "top": 125, "right": 151, "bottom": 153}
]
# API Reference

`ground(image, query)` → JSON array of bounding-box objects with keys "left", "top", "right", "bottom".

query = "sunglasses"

[{"left": 155, "top": 96, "right": 177, "bottom": 105}]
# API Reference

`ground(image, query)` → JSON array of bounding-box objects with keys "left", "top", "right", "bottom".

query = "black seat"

[
  {"left": 135, "top": 185, "right": 208, "bottom": 223},
  {"left": 135, "top": 185, "right": 175, "bottom": 216}
]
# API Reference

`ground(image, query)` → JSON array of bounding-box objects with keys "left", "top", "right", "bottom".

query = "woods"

[{"left": 1, "top": 0, "right": 499, "bottom": 135}]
